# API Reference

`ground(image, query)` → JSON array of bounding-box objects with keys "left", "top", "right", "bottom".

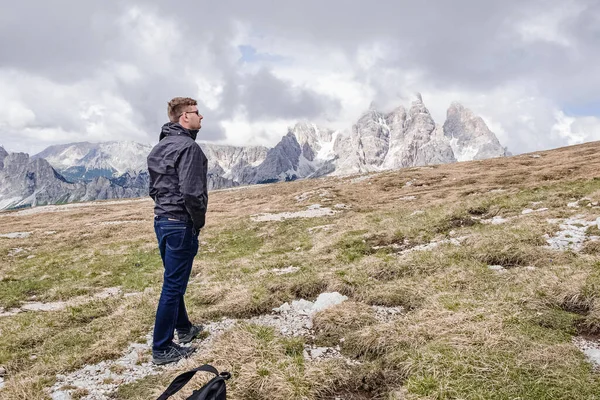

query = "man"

[{"left": 147, "top": 97, "right": 208, "bottom": 365}]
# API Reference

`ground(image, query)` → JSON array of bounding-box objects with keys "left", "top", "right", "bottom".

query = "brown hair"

[{"left": 167, "top": 97, "right": 198, "bottom": 123}]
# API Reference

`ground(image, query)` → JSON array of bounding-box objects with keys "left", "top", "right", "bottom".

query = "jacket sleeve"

[
  {"left": 147, "top": 154, "right": 157, "bottom": 201},
  {"left": 177, "top": 144, "right": 208, "bottom": 229}
]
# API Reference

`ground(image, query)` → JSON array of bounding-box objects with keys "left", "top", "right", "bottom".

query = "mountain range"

[{"left": 0, "top": 94, "right": 508, "bottom": 210}]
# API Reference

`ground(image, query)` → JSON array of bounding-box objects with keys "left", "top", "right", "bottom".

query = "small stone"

[{"left": 0, "top": 366, "right": 6, "bottom": 376}]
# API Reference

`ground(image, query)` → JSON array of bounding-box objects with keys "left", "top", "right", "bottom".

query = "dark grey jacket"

[{"left": 147, "top": 123, "right": 208, "bottom": 230}]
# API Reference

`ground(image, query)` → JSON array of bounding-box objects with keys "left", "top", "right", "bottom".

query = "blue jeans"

[{"left": 153, "top": 216, "right": 199, "bottom": 351}]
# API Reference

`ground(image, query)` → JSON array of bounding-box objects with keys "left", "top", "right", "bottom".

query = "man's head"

[{"left": 167, "top": 97, "right": 203, "bottom": 131}]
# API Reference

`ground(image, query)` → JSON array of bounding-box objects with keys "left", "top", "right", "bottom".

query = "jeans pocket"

[{"left": 163, "top": 225, "right": 191, "bottom": 251}]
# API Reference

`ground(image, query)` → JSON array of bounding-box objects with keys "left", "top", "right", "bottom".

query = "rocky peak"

[
  {"left": 0, "top": 146, "right": 8, "bottom": 169},
  {"left": 443, "top": 102, "right": 507, "bottom": 161},
  {"left": 407, "top": 93, "right": 431, "bottom": 120},
  {"left": 381, "top": 94, "right": 456, "bottom": 170},
  {"left": 405, "top": 93, "right": 435, "bottom": 139},
  {"left": 253, "top": 132, "right": 302, "bottom": 184},
  {"left": 385, "top": 106, "right": 407, "bottom": 142},
  {"left": 352, "top": 109, "right": 391, "bottom": 167}
]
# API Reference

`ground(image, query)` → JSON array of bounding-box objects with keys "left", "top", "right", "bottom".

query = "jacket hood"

[{"left": 159, "top": 122, "right": 199, "bottom": 141}]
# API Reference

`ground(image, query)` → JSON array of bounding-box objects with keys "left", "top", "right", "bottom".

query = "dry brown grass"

[
  {"left": 4, "top": 141, "right": 600, "bottom": 398},
  {"left": 312, "top": 301, "right": 377, "bottom": 346}
]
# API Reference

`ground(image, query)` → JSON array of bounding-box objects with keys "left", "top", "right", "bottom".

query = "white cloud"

[
  {"left": 552, "top": 112, "right": 600, "bottom": 145},
  {"left": 1, "top": 0, "right": 599, "bottom": 158}
]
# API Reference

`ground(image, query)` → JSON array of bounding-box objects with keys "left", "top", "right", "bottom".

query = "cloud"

[{"left": 0, "top": 0, "right": 599, "bottom": 157}]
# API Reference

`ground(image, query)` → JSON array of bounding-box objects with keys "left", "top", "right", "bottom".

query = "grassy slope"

[{"left": 1, "top": 142, "right": 600, "bottom": 399}]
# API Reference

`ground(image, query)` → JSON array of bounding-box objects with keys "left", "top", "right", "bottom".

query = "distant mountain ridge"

[{"left": 0, "top": 95, "right": 509, "bottom": 210}]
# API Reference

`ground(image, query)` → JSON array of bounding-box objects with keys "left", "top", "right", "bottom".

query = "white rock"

[
  {"left": 312, "top": 292, "right": 348, "bottom": 313},
  {"left": 573, "top": 336, "right": 600, "bottom": 370},
  {"left": 252, "top": 205, "right": 336, "bottom": 222},
  {"left": 51, "top": 390, "right": 71, "bottom": 400},
  {"left": 546, "top": 216, "right": 598, "bottom": 251},
  {"left": 481, "top": 216, "right": 509, "bottom": 225},
  {"left": 0, "top": 232, "right": 32, "bottom": 239},
  {"left": 271, "top": 266, "right": 300, "bottom": 275},
  {"left": 22, "top": 301, "right": 67, "bottom": 312},
  {"left": 521, "top": 208, "right": 548, "bottom": 215}
]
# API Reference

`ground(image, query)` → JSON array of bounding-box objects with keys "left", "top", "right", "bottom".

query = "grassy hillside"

[{"left": 2, "top": 142, "right": 600, "bottom": 399}]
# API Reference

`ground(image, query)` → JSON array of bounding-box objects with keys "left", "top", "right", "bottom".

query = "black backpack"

[{"left": 157, "top": 364, "right": 231, "bottom": 400}]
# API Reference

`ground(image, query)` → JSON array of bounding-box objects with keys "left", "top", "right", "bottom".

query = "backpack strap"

[{"left": 157, "top": 364, "right": 220, "bottom": 400}]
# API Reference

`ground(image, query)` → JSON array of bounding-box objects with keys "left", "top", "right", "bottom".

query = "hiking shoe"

[
  {"left": 177, "top": 324, "right": 204, "bottom": 344},
  {"left": 152, "top": 343, "right": 196, "bottom": 365}
]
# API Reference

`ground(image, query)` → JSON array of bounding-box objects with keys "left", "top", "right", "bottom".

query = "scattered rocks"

[
  {"left": 372, "top": 306, "right": 404, "bottom": 323},
  {"left": 307, "top": 224, "right": 335, "bottom": 234},
  {"left": 303, "top": 345, "right": 352, "bottom": 363},
  {"left": 530, "top": 154, "right": 542, "bottom": 158},
  {"left": 350, "top": 175, "right": 370, "bottom": 184},
  {"left": 45, "top": 231, "right": 57, "bottom": 235},
  {"left": 47, "top": 292, "right": 354, "bottom": 399},
  {"left": 411, "top": 210, "right": 424, "bottom": 216},
  {"left": 399, "top": 237, "right": 468, "bottom": 255},
  {"left": 481, "top": 216, "right": 510, "bottom": 225},
  {"left": 521, "top": 208, "right": 549, "bottom": 215},
  {"left": 334, "top": 203, "right": 349, "bottom": 209},
  {"left": 7, "top": 247, "right": 26, "bottom": 256},
  {"left": 545, "top": 216, "right": 599, "bottom": 251},
  {"left": 252, "top": 205, "right": 337, "bottom": 222},
  {"left": 400, "top": 196, "right": 416, "bottom": 201},
  {"left": 295, "top": 189, "right": 332, "bottom": 203},
  {"left": 270, "top": 266, "right": 300, "bottom": 275},
  {"left": 87, "top": 220, "right": 145, "bottom": 226},
  {"left": 1, "top": 287, "right": 125, "bottom": 317},
  {"left": 49, "top": 334, "right": 163, "bottom": 400},
  {"left": 0, "top": 232, "right": 32, "bottom": 239},
  {"left": 573, "top": 336, "right": 600, "bottom": 371},
  {"left": 0, "top": 307, "right": 22, "bottom": 317},
  {"left": 567, "top": 198, "right": 598, "bottom": 209},
  {"left": 22, "top": 301, "right": 67, "bottom": 312},
  {"left": 488, "top": 265, "right": 507, "bottom": 273}
]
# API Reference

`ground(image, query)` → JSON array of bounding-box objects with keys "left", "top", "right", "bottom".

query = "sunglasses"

[{"left": 180, "top": 110, "right": 200, "bottom": 117}]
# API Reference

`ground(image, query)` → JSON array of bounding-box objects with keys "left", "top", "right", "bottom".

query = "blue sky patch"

[
  {"left": 563, "top": 100, "right": 600, "bottom": 117},
  {"left": 238, "top": 45, "right": 285, "bottom": 63}
]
